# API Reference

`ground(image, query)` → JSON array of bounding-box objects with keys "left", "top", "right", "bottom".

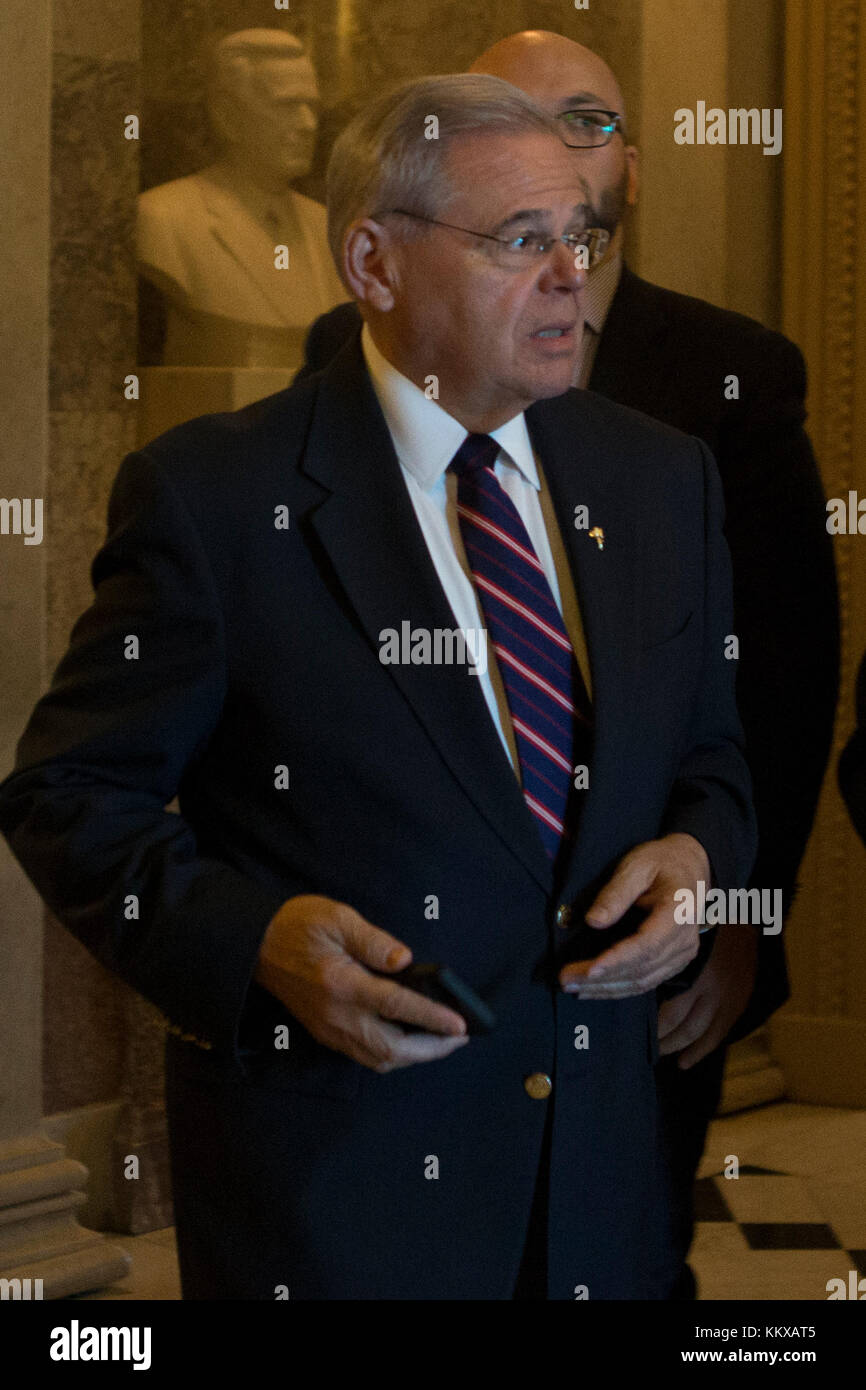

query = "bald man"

[
  {"left": 299, "top": 31, "right": 839, "bottom": 1299},
  {"left": 138, "top": 30, "right": 344, "bottom": 369}
]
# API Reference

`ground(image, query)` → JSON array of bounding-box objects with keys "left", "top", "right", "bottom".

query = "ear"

[
  {"left": 624, "top": 145, "right": 640, "bottom": 207},
  {"left": 343, "top": 220, "right": 398, "bottom": 311}
]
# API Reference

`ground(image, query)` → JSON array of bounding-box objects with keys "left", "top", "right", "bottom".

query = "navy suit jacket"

[
  {"left": 300, "top": 275, "right": 840, "bottom": 1043},
  {"left": 0, "top": 337, "right": 755, "bottom": 1299}
]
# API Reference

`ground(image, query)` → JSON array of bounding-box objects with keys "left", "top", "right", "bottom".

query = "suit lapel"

[
  {"left": 526, "top": 393, "right": 641, "bottom": 891},
  {"left": 301, "top": 340, "right": 553, "bottom": 892},
  {"left": 589, "top": 266, "right": 671, "bottom": 418}
]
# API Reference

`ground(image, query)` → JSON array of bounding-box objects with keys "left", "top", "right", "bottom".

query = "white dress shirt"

[{"left": 362, "top": 324, "right": 591, "bottom": 778}]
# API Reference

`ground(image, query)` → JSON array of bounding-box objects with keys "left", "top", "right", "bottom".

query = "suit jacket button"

[
  {"left": 555, "top": 903, "right": 572, "bottom": 928},
  {"left": 524, "top": 1072, "right": 553, "bottom": 1099}
]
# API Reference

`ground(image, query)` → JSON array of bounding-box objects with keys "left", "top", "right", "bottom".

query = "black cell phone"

[{"left": 393, "top": 962, "right": 496, "bottom": 1035}]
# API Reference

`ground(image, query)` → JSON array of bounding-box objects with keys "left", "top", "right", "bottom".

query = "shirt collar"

[
  {"left": 583, "top": 250, "right": 623, "bottom": 335},
  {"left": 361, "top": 323, "right": 540, "bottom": 492}
]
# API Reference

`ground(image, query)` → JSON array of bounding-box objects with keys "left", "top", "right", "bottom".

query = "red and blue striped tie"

[{"left": 450, "top": 433, "right": 592, "bottom": 861}]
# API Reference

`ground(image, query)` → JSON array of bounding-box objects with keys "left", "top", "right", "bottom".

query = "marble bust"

[{"left": 138, "top": 30, "right": 345, "bottom": 369}]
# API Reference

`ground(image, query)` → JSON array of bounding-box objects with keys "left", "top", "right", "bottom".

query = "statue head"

[{"left": 207, "top": 30, "right": 320, "bottom": 187}]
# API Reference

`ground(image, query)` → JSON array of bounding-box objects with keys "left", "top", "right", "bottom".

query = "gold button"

[
  {"left": 524, "top": 1072, "right": 552, "bottom": 1100},
  {"left": 555, "top": 903, "right": 572, "bottom": 928}
]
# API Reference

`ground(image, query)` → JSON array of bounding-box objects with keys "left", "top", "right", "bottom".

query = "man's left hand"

[
  {"left": 657, "top": 924, "right": 758, "bottom": 1068},
  {"left": 558, "top": 832, "right": 709, "bottom": 998}
]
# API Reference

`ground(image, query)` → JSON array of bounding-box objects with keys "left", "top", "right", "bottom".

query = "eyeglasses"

[
  {"left": 558, "top": 108, "right": 626, "bottom": 148},
  {"left": 378, "top": 209, "right": 610, "bottom": 270}
]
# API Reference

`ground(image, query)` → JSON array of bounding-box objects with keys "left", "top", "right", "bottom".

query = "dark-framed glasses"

[
  {"left": 558, "top": 108, "right": 626, "bottom": 148},
  {"left": 377, "top": 209, "right": 610, "bottom": 270}
]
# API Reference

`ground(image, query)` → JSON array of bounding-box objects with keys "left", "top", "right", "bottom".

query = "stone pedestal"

[
  {"left": 720, "top": 1031, "right": 786, "bottom": 1115},
  {"left": 0, "top": 1136, "right": 129, "bottom": 1298},
  {"left": 138, "top": 366, "right": 293, "bottom": 443}
]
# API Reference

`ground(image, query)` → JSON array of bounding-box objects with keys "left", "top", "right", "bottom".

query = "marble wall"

[{"left": 47, "top": 1, "right": 173, "bottom": 1232}]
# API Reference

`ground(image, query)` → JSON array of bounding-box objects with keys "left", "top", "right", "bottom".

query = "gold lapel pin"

[{"left": 588, "top": 526, "right": 605, "bottom": 551}]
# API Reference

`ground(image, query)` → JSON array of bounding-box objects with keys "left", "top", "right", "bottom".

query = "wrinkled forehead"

[
  {"left": 555, "top": 73, "right": 625, "bottom": 119},
  {"left": 444, "top": 129, "right": 589, "bottom": 223}
]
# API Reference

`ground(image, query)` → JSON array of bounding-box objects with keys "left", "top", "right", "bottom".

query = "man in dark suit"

[
  {"left": 0, "top": 75, "right": 756, "bottom": 1300},
  {"left": 300, "top": 32, "right": 839, "bottom": 1298}
]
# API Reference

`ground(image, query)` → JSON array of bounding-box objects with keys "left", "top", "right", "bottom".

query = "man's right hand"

[{"left": 253, "top": 894, "right": 470, "bottom": 1072}]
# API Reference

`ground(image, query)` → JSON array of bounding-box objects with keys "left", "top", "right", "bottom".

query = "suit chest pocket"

[{"left": 639, "top": 608, "right": 693, "bottom": 653}]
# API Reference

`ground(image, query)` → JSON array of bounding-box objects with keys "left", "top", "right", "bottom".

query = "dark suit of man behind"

[
  {"left": 0, "top": 79, "right": 756, "bottom": 1300},
  {"left": 597, "top": 270, "right": 839, "bottom": 1289}
]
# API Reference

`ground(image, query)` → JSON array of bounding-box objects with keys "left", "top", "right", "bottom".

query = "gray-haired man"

[
  {"left": 301, "top": 31, "right": 839, "bottom": 1302},
  {"left": 0, "top": 74, "right": 754, "bottom": 1299}
]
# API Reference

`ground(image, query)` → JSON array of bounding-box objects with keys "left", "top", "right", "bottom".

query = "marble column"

[
  {"left": 48, "top": 0, "right": 178, "bottom": 1236},
  {"left": 0, "top": 0, "right": 129, "bottom": 1297}
]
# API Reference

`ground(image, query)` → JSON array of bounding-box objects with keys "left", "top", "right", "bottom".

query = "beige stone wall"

[
  {"left": 0, "top": 0, "right": 52, "bottom": 1148},
  {"left": 634, "top": 0, "right": 783, "bottom": 322}
]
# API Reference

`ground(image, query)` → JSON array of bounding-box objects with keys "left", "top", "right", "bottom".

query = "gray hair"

[{"left": 326, "top": 73, "right": 561, "bottom": 281}]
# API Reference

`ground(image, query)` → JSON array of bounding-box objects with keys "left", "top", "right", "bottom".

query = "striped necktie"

[{"left": 449, "top": 433, "right": 592, "bottom": 861}]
